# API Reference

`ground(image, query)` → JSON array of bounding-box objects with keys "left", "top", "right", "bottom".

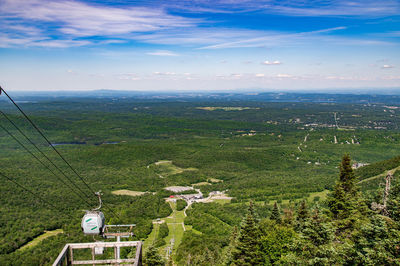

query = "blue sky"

[{"left": 0, "top": 0, "right": 399, "bottom": 91}]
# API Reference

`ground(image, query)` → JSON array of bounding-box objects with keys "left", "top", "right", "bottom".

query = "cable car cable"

[
  {"left": 0, "top": 87, "right": 97, "bottom": 198},
  {"left": 0, "top": 87, "right": 121, "bottom": 219},
  {"left": 0, "top": 171, "right": 60, "bottom": 211},
  {"left": 0, "top": 111, "right": 95, "bottom": 203},
  {"left": 0, "top": 123, "right": 93, "bottom": 208}
]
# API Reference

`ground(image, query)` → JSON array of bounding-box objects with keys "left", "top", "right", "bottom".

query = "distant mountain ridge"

[{"left": 2, "top": 90, "right": 400, "bottom": 104}]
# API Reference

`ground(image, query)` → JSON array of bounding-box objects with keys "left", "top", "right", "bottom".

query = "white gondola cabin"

[{"left": 81, "top": 211, "right": 105, "bottom": 235}]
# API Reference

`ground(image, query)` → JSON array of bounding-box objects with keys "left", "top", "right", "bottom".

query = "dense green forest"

[{"left": 0, "top": 95, "right": 400, "bottom": 265}]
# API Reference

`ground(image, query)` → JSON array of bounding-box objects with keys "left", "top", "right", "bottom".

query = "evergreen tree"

[
  {"left": 297, "top": 200, "right": 308, "bottom": 221},
  {"left": 144, "top": 245, "right": 165, "bottom": 266},
  {"left": 270, "top": 202, "right": 281, "bottom": 224},
  {"left": 295, "top": 200, "right": 308, "bottom": 229},
  {"left": 302, "top": 206, "right": 334, "bottom": 246},
  {"left": 224, "top": 226, "right": 239, "bottom": 265},
  {"left": 259, "top": 219, "right": 296, "bottom": 264},
  {"left": 283, "top": 207, "right": 294, "bottom": 226},
  {"left": 282, "top": 206, "right": 336, "bottom": 265},
  {"left": 339, "top": 154, "right": 357, "bottom": 195},
  {"left": 328, "top": 154, "right": 368, "bottom": 236},
  {"left": 387, "top": 184, "right": 400, "bottom": 222},
  {"left": 231, "top": 202, "right": 262, "bottom": 265},
  {"left": 352, "top": 215, "right": 400, "bottom": 265},
  {"left": 328, "top": 154, "right": 360, "bottom": 219}
]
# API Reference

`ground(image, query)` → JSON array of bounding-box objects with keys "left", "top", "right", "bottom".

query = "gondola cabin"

[{"left": 81, "top": 211, "right": 105, "bottom": 235}]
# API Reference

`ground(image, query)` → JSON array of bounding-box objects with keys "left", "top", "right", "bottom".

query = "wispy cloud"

[
  {"left": 264, "top": 0, "right": 400, "bottom": 17},
  {"left": 169, "top": 0, "right": 400, "bottom": 17},
  {"left": 262, "top": 60, "right": 282, "bottom": 65},
  {"left": 118, "top": 73, "right": 141, "bottom": 81},
  {"left": 153, "top": 72, "right": 177, "bottom": 76},
  {"left": 146, "top": 50, "right": 179, "bottom": 56},
  {"left": 0, "top": 0, "right": 395, "bottom": 50},
  {"left": 195, "top": 26, "right": 349, "bottom": 49},
  {"left": 0, "top": 0, "right": 198, "bottom": 47},
  {"left": 382, "top": 64, "right": 395, "bottom": 69}
]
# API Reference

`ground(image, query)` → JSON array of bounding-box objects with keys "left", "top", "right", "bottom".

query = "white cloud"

[
  {"left": 255, "top": 73, "right": 265, "bottom": 77},
  {"left": 0, "top": 0, "right": 396, "bottom": 53},
  {"left": 153, "top": 72, "right": 177, "bottom": 76},
  {"left": 265, "top": 1, "right": 399, "bottom": 17},
  {"left": 117, "top": 73, "right": 141, "bottom": 80},
  {"left": 276, "top": 74, "right": 292, "bottom": 78},
  {"left": 1, "top": 0, "right": 196, "bottom": 36},
  {"left": 171, "top": 0, "right": 399, "bottom": 17},
  {"left": 382, "top": 64, "right": 395, "bottom": 69},
  {"left": 262, "top": 60, "right": 282, "bottom": 65},
  {"left": 324, "top": 75, "right": 374, "bottom": 81},
  {"left": 0, "top": 0, "right": 197, "bottom": 47},
  {"left": 382, "top": 75, "right": 400, "bottom": 80},
  {"left": 146, "top": 50, "right": 179, "bottom": 56},
  {"left": 196, "top": 26, "right": 348, "bottom": 49}
]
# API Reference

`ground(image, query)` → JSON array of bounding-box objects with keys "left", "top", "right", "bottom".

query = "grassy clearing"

[
  {"left": 265, "top": 189, "right": 330, "bottom": 206},
  {"left": 19, "top": 229, "right": 63, "bottom": 251},
  {"left": 159, "top": 202, "right": 185, "bottom": 260},
  {"left": 192, "top": 182, "right": 211, "bottom": 186},
  {"left": 208, "top": 178, "right": 223, "bottom": 183},
  {"left": 357, "top": 166, "right": 400, "bottom": 184},
  {"left": 196, "top": 107, "right": 260, "bottom": 111},
  {"left": 143, "top": 223, "right": 159, "bottom": 251},
  {"left": 152, "top": 160, "right": 198, "bottom": 177},
  {"left": 112, "top": 190, "right": 147, "bottom": 197},
  {"left": 306, "top": 189, "right": 330, "bottom": 202},
  {"left": 143, "top": 201, "right": 187, "bottom": 261},
  {"left": 212, "top": 198, "right": 232, "bottom": 204}
]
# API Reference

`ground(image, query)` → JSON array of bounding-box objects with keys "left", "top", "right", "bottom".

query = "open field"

[
  {"left": 144, "top": 201, "right": 187, "bottom": 259},
  {"left": 18, "top": 229, "right": 63, "bottom": 251},
  {"left": 112, "top": 190, "right": 148, "bottom": 197},
  {"left": 150, "top": 160, "right": 198, "bottom": 178},
  {"left": 208, "top": 178, "right": 223, "bottom": 183},
  {"left": 192, "top": 182, "right": 211, "bottom": 186},
  {"left": 196, "top": 107, "right": 260, "bottom": 111}
]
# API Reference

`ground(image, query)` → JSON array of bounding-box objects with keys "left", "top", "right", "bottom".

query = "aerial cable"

[
  {"left": 0, "top": 111, "right": 94, "bottom": 204},
  {"left": 0, "top": 123, "right": 93, "bottom": 208},
  {"left": 0, "top": 86, "right": 121, "bottom": 219},
  {"left": 0, "top": 171, "right": 60, "bottom": 211},
  {"left": 0, "top": 86, "right": 97, "bottom": 197}
]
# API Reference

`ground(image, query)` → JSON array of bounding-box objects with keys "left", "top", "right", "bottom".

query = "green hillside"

[{"left": 0, "top": 98, "right": 400, "bottom": 264}]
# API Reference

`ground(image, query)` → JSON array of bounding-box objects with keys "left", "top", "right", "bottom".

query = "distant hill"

[
  {"left": 356, "top": 155, "right": 400, "bottom": 181},
  {"left": 355, "top": 155, "right": 400, "bottom": 194},
  {"left": 3, "top": 90, "right": 400, "bottom": 104}
]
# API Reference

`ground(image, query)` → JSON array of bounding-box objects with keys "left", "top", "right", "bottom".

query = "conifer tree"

[
  {"left": 231, "top": 202, "right": 262, "bottom": 265},
  {"left": 297, "top": 200, "right": 308, "bottom": 221},
  {"left": 283, "top": 207, "right": 294, "bottom": 226},
  {"left": 144, "top": 245, "right": 165, "bottom": 266},
  {"left": 302, "top": 206, "right": 334, "bottom": 246},
  {"left": 327, "top": 154, "right": 368, "bottom": 237},
  {"left": 270, "top": 202, "right": 281, "bottom": 224},
  {"left": 328, "top": 154, "right": 359, "bottom": 219},
  {"left": 295, "top": 200, "right": 308, "bottom": 229},
  {"left": 224, "top": 226, "right": 239, "bottom": 265},
  {"left": 387, "top": 184, "right": 400, "bottom": 222},
  {"left": 338, "top": 154, "right": 357, "bottom": 195}
]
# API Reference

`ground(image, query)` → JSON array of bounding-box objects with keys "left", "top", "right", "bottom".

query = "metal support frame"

[
  {"left": 53, "top": 241, "right": 142, "bottom": 266},
  {"left": 102, "top": 224, "right": 135, "bottom": 238}
]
